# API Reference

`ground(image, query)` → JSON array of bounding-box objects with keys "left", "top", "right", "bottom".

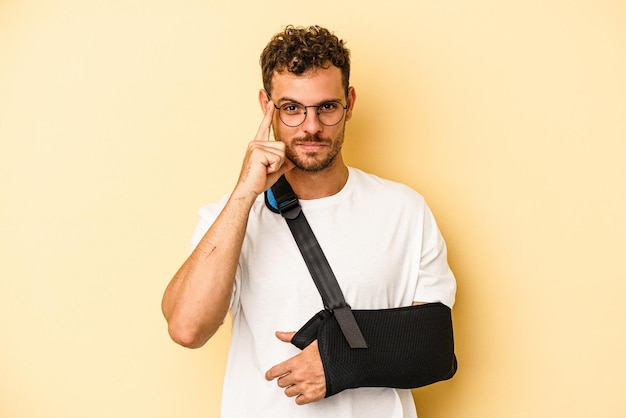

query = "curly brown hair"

[{"left": 260, "top": 25, "right": 351, "bottom": 97}]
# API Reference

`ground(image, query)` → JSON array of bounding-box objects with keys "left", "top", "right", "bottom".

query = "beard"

[{"left": 274, "top": 124, "right": 346, "bottom": 172}]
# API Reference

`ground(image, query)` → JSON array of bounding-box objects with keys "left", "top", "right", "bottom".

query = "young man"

[{"left": 162, "top": 25, "right": 456, "bottom": 417}]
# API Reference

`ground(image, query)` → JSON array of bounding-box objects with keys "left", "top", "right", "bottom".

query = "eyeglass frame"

[{"left": 266, "top": 92, "right": 349, "bottom": 128}]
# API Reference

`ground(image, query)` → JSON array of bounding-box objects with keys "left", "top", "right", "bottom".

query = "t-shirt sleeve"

[
  {"left": 189, "top": 195, "right": 230, "bottom": 250},
  {"left": 414, "top": 203, "right": 457, "bottom": 308}
]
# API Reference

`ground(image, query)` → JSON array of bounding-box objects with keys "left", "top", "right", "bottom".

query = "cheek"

[
  {"left": 272, "top": 122, "right": 300, "bottom": 142},
  {"left": 273, "top": 130, "right": 292, "bottom": 144}
]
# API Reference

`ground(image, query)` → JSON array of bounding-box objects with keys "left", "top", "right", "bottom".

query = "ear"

[
  {"left": 259, "top": 89, "right": 271, "bottom": 112},
  {"left": 345, "top": 86, "right": 357, "bottom": 121}
]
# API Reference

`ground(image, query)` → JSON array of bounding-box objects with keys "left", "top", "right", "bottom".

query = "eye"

[
  {"left": 319, "top": 102, "right": 339, "bottom": 113},
  {"left": 281, "top": 103, "right": 303, "bottom": 115}
]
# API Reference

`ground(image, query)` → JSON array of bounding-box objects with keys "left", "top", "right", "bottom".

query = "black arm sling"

[{"left": 265, "top": 175, "right": 457, "bottom": 397}]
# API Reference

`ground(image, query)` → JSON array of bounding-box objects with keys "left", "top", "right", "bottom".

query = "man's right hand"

[{"left": 234, "top": 102, "right": 294, "bottom": 198}]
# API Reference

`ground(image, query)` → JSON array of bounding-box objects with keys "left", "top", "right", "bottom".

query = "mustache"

[{"left": 292, "top": 134, "right": 330, "bottom": 144}]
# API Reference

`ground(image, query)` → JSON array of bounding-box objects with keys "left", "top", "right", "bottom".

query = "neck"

[{"left": 285, "top": 159, "right": 349, "bottom": 200}]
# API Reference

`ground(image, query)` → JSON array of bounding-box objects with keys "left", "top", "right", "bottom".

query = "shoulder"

[
  {"left": 347, "top": 167, "right": 426, "bottom": 207},
  {"left": 197, "top": 193, "right": 231, "bottom": 222}
]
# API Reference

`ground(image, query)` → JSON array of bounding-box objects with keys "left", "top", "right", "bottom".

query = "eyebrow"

[{"left": 275, "top": 96, "right": 344, "bottom": 106}]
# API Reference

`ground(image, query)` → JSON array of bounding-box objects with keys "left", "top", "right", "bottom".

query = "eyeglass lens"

[{"left": 277, "top": 102, "right": 346, "bottom": 127}]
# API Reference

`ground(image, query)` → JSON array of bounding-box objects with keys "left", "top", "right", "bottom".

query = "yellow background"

[{"left": 1, "top": 1, "right": 625, "bottom": 417}]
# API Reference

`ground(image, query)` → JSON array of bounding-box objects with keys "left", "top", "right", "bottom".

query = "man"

[{"left": 162, "top": 25, "right": 456, "bottom": 417}]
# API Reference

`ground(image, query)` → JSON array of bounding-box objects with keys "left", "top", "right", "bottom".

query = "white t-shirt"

[{"left": 190, "top": 167, "right": 456, "bottom": 418}]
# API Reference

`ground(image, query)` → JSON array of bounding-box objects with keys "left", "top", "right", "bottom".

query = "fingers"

[
  {"left": 265, "top": 356, "right": 291, "bottom": 382},
  {"left": 260, "top": 145, "right": 294, "bottom": 190},
  {"left": 233, "top": 102, "right": 292, "bottom": 197},
  {"left": 263, "top": 144, "right": 287, "bottom": 175},
  {"left": 265, "top": 339, "right": 326, "bottom": 405},
  {"left": 275, "top": 331, "right": 296, "bottom": 343},
  {"left": 264, "top": 331, "right": 296, "bottom": 379},
  {"left": 269, "top": 367, "right": 325, "bottom": 405},
  {"left": 254, "top": 101, "right": 274, "bottom": 142},
  {"left": 268, "top": 157, "right": 294, "bottom": 178}
]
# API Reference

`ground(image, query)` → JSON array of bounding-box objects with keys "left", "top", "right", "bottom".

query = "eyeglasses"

[{"left": 272, "top": 100, "right": 348, "bottom": 127}]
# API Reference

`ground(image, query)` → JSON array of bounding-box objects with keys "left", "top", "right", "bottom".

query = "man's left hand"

[{"left": 265, "top": 331, "right": 327, "bottom": 405}]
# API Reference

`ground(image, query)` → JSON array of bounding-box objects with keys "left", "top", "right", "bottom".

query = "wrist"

[{"left": 229, "top": 186, "right": 260, "bottom": 205}]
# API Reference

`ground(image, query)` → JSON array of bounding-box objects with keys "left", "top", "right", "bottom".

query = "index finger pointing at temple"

[{"left": 255, "top": 101, "right": 275, "bottom": 142}]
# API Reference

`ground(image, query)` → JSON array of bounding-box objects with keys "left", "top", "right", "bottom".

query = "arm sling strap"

[{"left": 265, "top": 175, "right": 457, "bottom": 397}]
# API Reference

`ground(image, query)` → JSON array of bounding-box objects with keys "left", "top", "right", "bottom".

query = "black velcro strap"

[
  {"left": 333, "top": 306, "right": 368, "bottom": 349},
  {"left": 266, "top": 175, "right": 368, "bottom": 349}
]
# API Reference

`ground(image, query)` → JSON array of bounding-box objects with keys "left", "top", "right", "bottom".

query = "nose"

[{"left": 301, "top": 109, "right": 323, "bottom": 135}]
